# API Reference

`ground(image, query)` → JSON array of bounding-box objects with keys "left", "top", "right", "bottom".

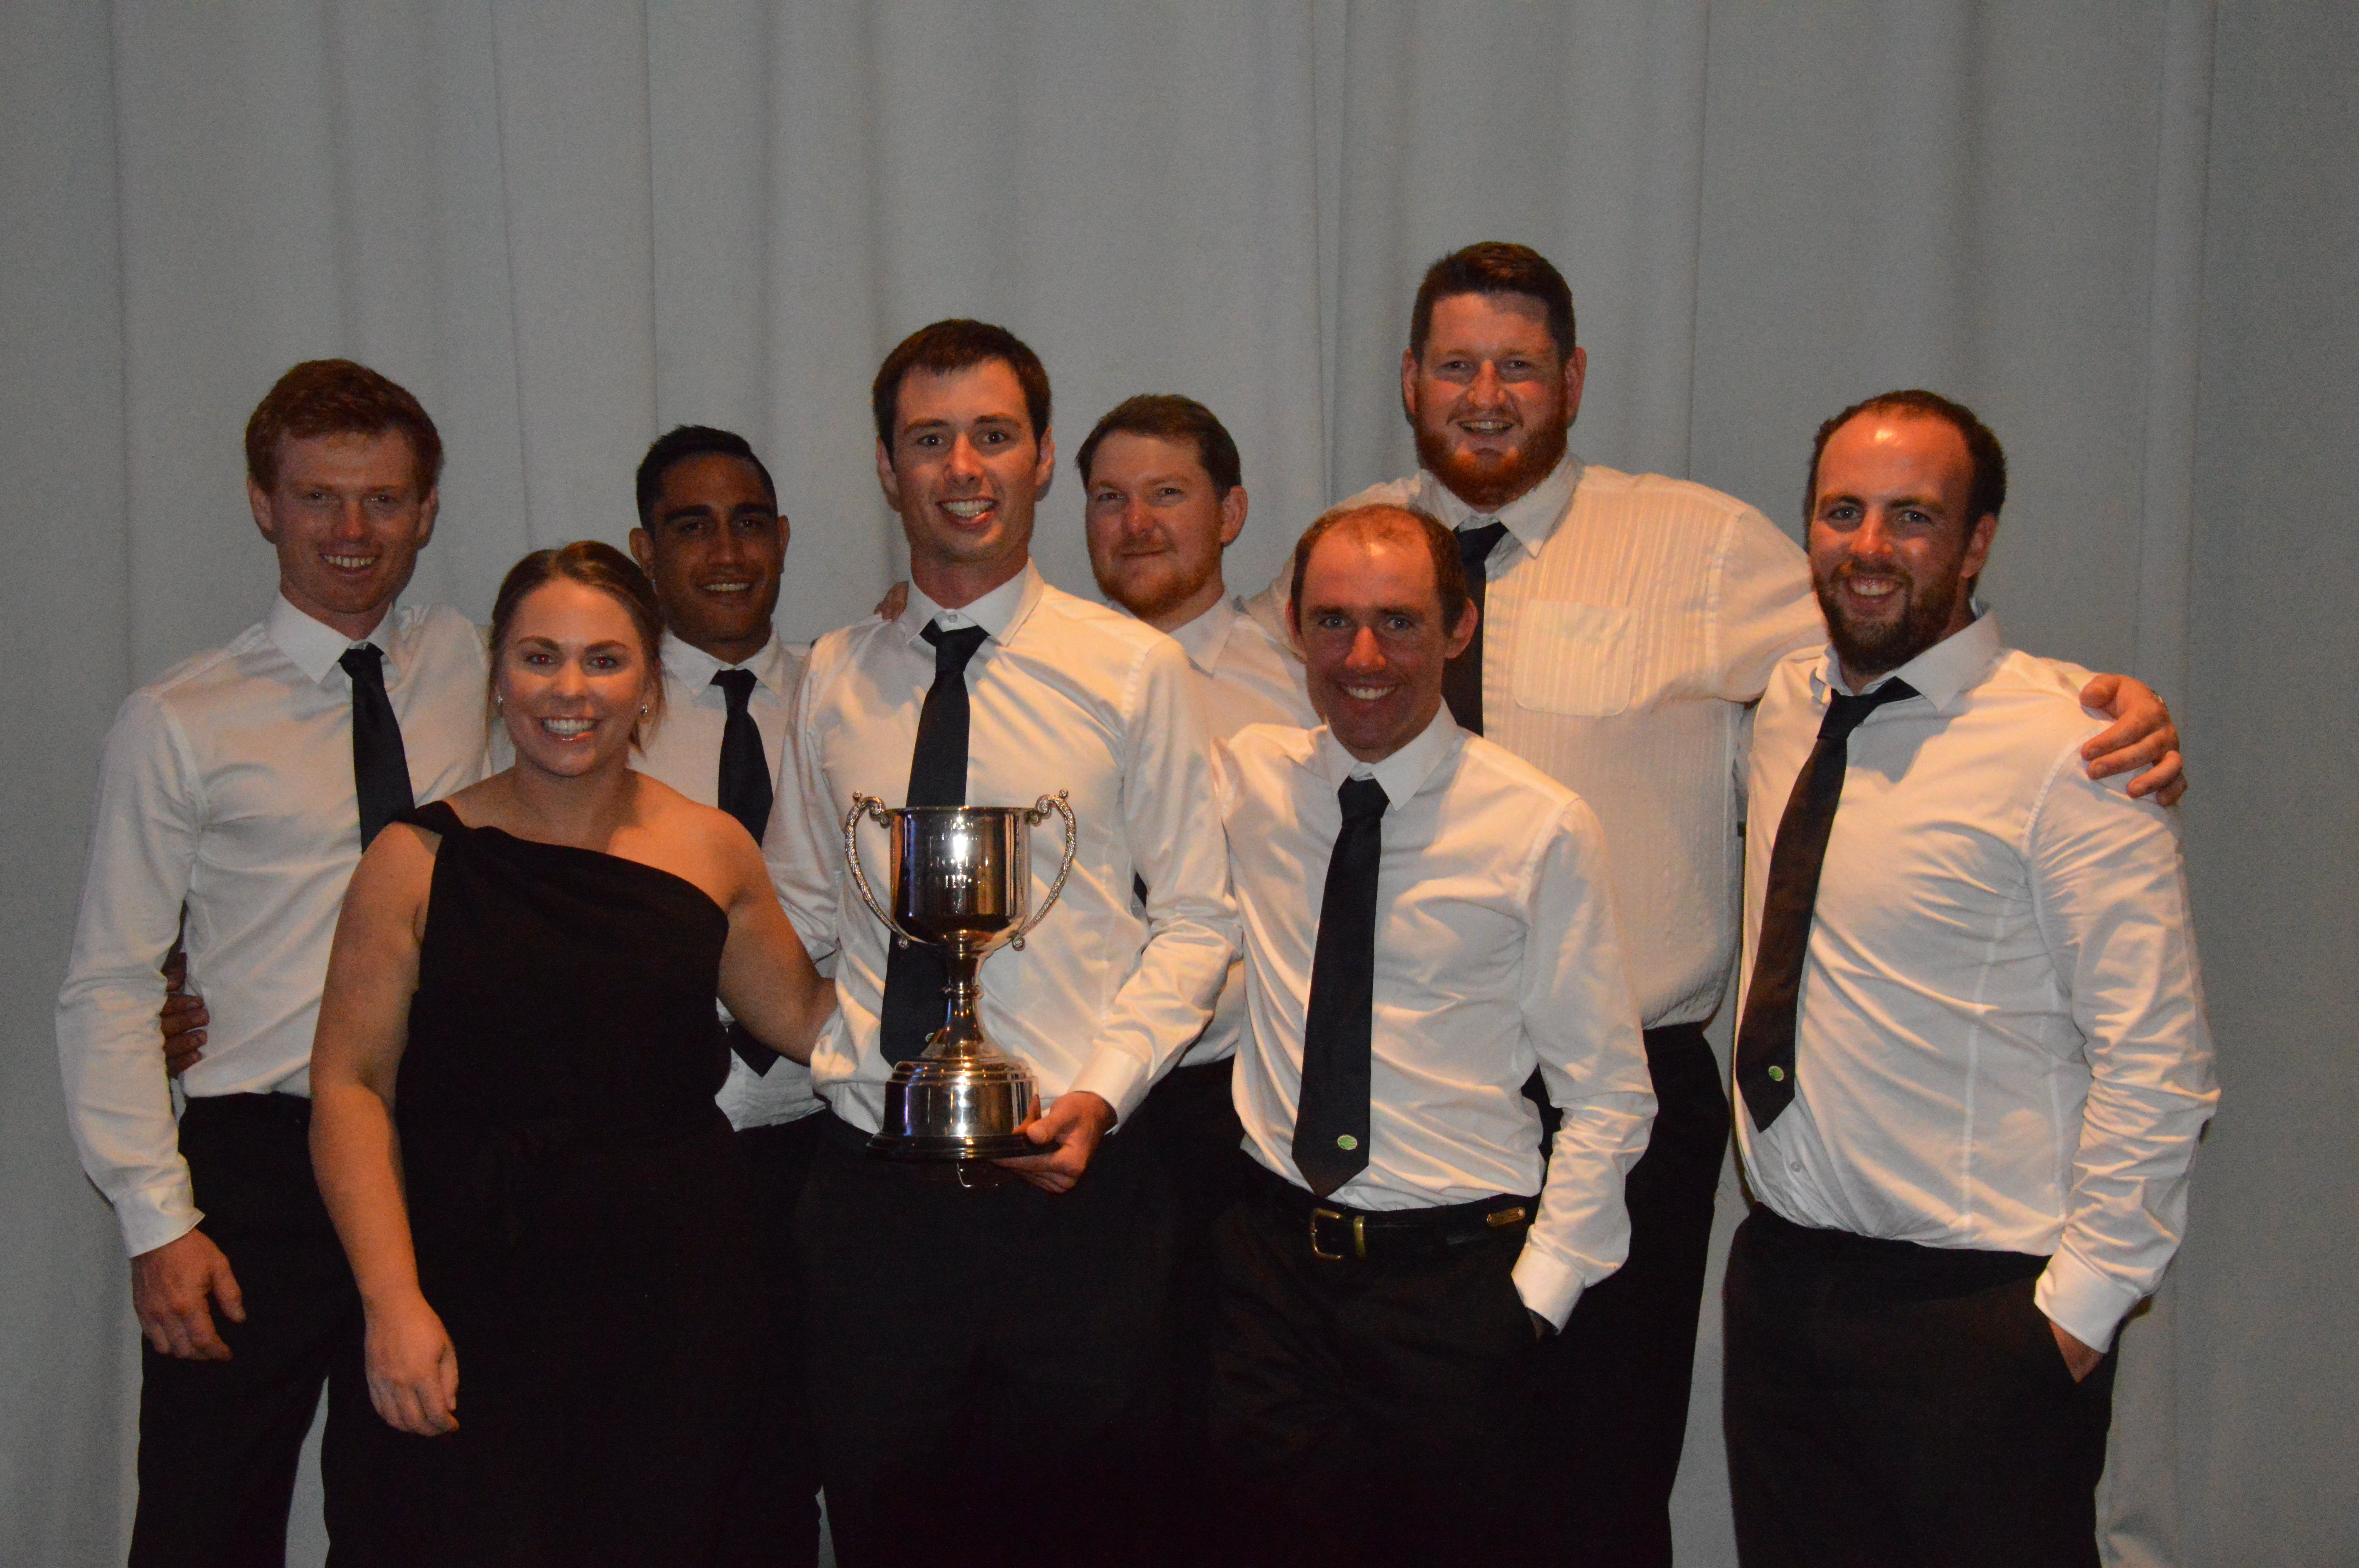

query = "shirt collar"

[
  {"left": 662, "top": 626, "right": 791, "bottom": 699},
  {"left": 1309, "top": 704, "right": 1463, "bottom": 806},
  {"left": 1813, "top": 610, "right": 2006, "bottom": 716},
  {"left": 900, "top": 561, "right": 1040, "bottom": 647},
  {"left": 266, "top": 592, "right": 396, "bottom": 688},
  {"left": 1163, "top": 593, "right": 1244, "bottom": 676},
  {"left": 1415, "top": 449, "right": 1584, "bottom": 557}
]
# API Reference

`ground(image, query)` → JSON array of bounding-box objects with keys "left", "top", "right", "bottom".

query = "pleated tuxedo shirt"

[
  {"left": 1328, "top": 454, "right": 1824, "bottom": 1029},
  {"left": 1736, "top": 615, "right": 2217, "bottom": 1351},
  {"left": 767, "top": 564, "right": 1237, "bottom": 1131},
  {"left": 57, "top": 595, "right": 490, "bottom": 1256},
  {"left": 1158, "top": 593, "right": 1316, "bottom": 1070},
  {"left": 634, "top": 629, "right": 819, "bottom": 1131},
  {"left": 1219, "top": 708, "right": 1655, "bottom": 1327}
]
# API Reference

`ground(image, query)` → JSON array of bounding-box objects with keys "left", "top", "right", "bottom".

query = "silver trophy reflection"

[{"left": 844, "top": 791, "right": 1080, "bottom": 1158}]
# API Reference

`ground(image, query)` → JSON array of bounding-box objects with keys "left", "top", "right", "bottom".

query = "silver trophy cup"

[{"left": 844, "top": 791, "right": 1079, "bottom": 1159}]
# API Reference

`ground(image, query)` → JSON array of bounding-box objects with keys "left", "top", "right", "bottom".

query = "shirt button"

[{"left": 1789, "top": 1160, "right": 1803, "bottom": 1172}]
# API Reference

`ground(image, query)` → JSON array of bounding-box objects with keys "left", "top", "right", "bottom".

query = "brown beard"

[
  {"left": 1814, "top": 560, "right": 1966, "bottom": 682},
  {"left": 1414, "top": 414, "right": 1570, "bottom": 514}
]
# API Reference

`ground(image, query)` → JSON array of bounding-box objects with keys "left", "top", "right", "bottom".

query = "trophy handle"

[
  {"left": 1009, "top": 791, "right": 1078, "bottom": 951},
  {"left": 843, "top": 794, "right": 924, "bottom": 947}
]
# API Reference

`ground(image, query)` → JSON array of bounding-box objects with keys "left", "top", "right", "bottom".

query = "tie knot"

[
  {"left": 922, "top": 621, "right": 989, "bottom": 675},
  {"left": 1457, "top": 520, "right": 1509, "bottom": 568},
  {"left": 338, "top": 644, "right": 387, "bottom": 685},
  {"left": 1819, "top": 677, "right": 1920, "bottom": 742},
  {"left": 1338, "top": 775, "right": 1390, "bottom": 824},
  {"left": 711, "top": 667, "right": 758, "bottom": 710}
]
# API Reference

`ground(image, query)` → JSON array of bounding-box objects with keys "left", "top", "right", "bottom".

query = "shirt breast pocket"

[{"left": 1510, "top": 602, "right": 1635, "bottom": 717}]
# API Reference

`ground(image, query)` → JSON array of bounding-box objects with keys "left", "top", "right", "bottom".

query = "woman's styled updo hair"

[{"left": 486, "top": 541, "right": 668, "bottom": 747}]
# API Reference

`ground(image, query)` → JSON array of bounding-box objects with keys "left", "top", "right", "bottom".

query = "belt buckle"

[{"left": 1309, "top": 1207, "right": 1366, "bottom": 1261}]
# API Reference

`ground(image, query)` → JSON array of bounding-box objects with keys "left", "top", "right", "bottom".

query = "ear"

[
  {"left": 1399, "top": 347, "right": 1421, "bottom": 425},
  {"left": 1031, "top": 429, "right": 1056, "bottom": 500},
  {"left": 1961, "top": 511, "right": 1999, "bottom": 583},
  {"left": 628, "top": 526, "right": 656, "bottom": 574},
  {"left": 1443, "top": 597, "right": 1479, "bottom": 661},
  {"left": 1218, "top": 485, "right": 1247, "bottom": 548},
  {"left": 874, "top": 438, "right": 901, "bottom": 508},
  {"left": 1561, "top": 346, "right": 1589, "bottom": 426},
  {"left": 413, "top": 487, "right": 440, "bottom": 552},
  {"left": 247, "top": 475, "right": 278, "bottom": 543},
  {"left": 776, "top": 511, "right": 791, "bottom": 555}
]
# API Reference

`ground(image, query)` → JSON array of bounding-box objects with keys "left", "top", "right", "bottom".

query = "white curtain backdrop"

[{"left": 4, "top": 4, "right": 2351, "bottom": 1564}]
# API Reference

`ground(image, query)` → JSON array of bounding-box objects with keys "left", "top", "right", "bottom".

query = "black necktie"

[
  {"left": 1734, "top": 679, "right": 1920, "bottom": 1131},
  {"left": 879, "top": 622, "right": 991, "bottom": 1063},
  {"left": 338, "top": 644, "right": 414, "bottom": 851},
  {"left": 711, "top": 669, "right": 772, "bottom": 843},
  {"left": 1440, "top": 520, "right": 1509, "bottom": 734},
  {"left": 1292, "top": 776, "right": 1390, "bottom": 1197}
]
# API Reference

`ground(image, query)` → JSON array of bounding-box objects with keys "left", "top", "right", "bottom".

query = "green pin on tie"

[{"left": 1336, "top": 1135, "right": 1358, "bottom": 1151}]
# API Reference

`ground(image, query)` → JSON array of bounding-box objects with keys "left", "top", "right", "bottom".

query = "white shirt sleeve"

[
  {"left": 2026, "top": 757, "right": 2218, "bottom": 1350},
  {"left": 1709, "top": 505, "right": 1821, "bottom": 705},
  {"left": 1068, "top": 641, "right": 1239, "bottom": 1120},
  {"left": 1509, "top": 800, "right": 1658, "bottom": 1327},
  {"left": 55, "top": 691, "right": 206, "bottom": 1257}
]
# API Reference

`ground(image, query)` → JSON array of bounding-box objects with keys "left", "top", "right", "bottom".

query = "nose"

[
  {"left": 549, "top": 655, "right": 589, "bottom": 697},
  {"left": 1122, "top": 497, "right": 1156, "bottom": 536},
  {"left": 945, "top": 434, "right": 985, "bottom": 480},
  {"left": 1469, "top": 359, "right": 1507, "bottom": 405},
  {"left": 330, "top": 495, "right": 371, "bottom": 539},
  {"left": 1344, "top": 625, "right": 1386, "bottom": 673},
  {"left": 709, "top": 524, "right": 749, "bottom": 566},
  {"left": 1851, "top": 510, "right": 1899, "bottom": 560}
]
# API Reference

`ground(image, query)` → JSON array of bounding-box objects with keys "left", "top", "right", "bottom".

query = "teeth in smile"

[
  {"left": 543, "top": 719, "right": 595, "bottom": 736},
  {"left": 942, "top": 500, "right": 993, "bottom": 519},
  {"left": 1848, "top": 579, "right": 1901, "bottom": 598},
  {"left": 324, "top": 554, "right": 376, "bottom": 569},
  {"left": 703, "top": 582, "right": 751, "bottom": 593},
  {"left": 1343, "top": 685, "right": 1392, "bottom": 701},
  {"left": 1463, "top": 421, "right": 1511, "bottom": 434}
]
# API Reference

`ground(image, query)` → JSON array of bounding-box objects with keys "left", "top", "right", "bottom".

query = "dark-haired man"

[
  {"left": 1723, "top": 393, "right": 2214, "bottom": 1566},
  {"left": 1267, "top": 242, "right": 2186, "bottom": 1559},
  {"left": 58, "top": 360, "right": 488, "bottom": 1564},
  {"left": 1078, "top": 394, "right": 1313, "bottom": 1561},
  {"left": 626, "top": 424, "right": 822, "bottom": 1568},
  {"left": 767, "top": 322, "right": 1236, "bottom": 1566},
  {"left": 1211, "top": 503, "right": 1652, "bottom": 1566}
]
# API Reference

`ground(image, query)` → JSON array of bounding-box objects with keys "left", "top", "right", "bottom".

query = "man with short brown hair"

[{"left": 58, "top": 359, "right": 487, "bottom": 1565}]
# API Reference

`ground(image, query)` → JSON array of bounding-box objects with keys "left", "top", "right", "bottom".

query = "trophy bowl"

[{"left": 845, "top": 792, "right": 1077, "bottom": 1160}]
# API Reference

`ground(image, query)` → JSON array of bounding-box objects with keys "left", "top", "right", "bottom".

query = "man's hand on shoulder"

[
  {"left": 131, "top": 1229, "right": 245, "bottom": 1360},
  {"left": 2077, "top": 673, "right": 2186, "bottom": 806},
  {"left": 994, "top": 1090, "right": 1117, "bottom": 1194}
]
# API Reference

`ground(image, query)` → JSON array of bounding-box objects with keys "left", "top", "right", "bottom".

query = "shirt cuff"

[
  {"left": 1511, "top": 1243, "right": 1585, "bottom": 1331},
  {"left": 2034, "top": 1245, "right": 2145, "bottom": 1353},
  {"left": 1062, "top": 1050, "right": 1151, "bottom": 1127},
  {"left": 117, "top": 1180, "right": 203, "bottom": 1259}
]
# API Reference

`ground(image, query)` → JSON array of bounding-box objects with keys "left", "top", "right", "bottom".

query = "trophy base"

[{"left": 869, "top": 1053, "right": 1041, "bottom": 1162}]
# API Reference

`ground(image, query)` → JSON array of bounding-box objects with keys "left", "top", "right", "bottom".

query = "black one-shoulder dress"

[{"left": 379, "top": 801, "right": 759, "bottom": 1566}]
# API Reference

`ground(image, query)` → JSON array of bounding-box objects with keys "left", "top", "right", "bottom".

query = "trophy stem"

[{"left": 924, "top": 943, "right": 993, "bottom": 1059}]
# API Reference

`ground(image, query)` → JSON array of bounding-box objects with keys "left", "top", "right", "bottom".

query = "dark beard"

[
  {"left": 1816, "top": 563, "right": 1965, "bottom": 682},
  {"left": 1414, "top": 416, "right": 1570, "bottom": 514}
]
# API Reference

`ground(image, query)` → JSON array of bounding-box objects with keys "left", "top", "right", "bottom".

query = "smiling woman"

[{"left": 303, "top": 539, "right": 835, "bottom": 1564}]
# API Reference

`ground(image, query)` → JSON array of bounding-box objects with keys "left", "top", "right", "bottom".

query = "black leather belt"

[{"left": 1254, "top": 1168, "right": 1534, "bottom": 1265}]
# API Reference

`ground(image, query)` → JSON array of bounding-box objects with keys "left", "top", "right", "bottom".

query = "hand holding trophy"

[{"left": 844, "top": 791, "right": 1079, "bottom": 1158}]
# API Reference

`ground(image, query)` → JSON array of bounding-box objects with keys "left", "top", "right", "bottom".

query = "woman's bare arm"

[
  {"left": 714, "top": 830, "right": 837, "bottom": 1063},
  {"left": 307, "top": 822, "right": 458, "bottom": 1434}
]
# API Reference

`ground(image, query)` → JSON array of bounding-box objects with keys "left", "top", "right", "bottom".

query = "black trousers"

[
  {"left": 1122, "top": 1057, "right": 1260, "bottom": 1566},
  {"left": 129, "top": 1094, "right": 400, "bottom": 1568},
  {"left": 1528, "top": 1021, "right": 1728, "bottom": 1566},
  {"left": 792, "top": 1114, "right": 1176, "bottom": 1568},
  {"left": 1723, "top": 1208, "right": 2119, "bottom": 1568},
  {"left": 1208, "top": 1179, "right": 1543, "bottom": 1568},
  {"left": 721, "top": 1114, "right": 825, "bottom": 1568}
]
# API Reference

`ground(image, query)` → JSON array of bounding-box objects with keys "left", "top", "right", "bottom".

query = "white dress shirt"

[
  {"left": 1152, "top": 593, "right": 1316, "bottom": 1069},
  {"left": 767, "top": 563, "right": 1237, "bottom": 1130},
  {"left": 1219, "top": 707, "right": 1656, "bottom": 1327},
  {"left": 1269, "top": 454, "right": 1823, "bottom": 1029},
  {"left": 1736, "top": 614, "right": 2217, "bottom": 1350},
  {"left": 57, "top": 595, "right": 490, "bottom": 1256},
  {"left": 634, "top": 628, "right": 820, "bottom": 1131}
]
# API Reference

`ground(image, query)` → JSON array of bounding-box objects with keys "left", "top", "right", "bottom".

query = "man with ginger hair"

[{"left": 58, "top": 359, "right": 488, "bottom": 1564}]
